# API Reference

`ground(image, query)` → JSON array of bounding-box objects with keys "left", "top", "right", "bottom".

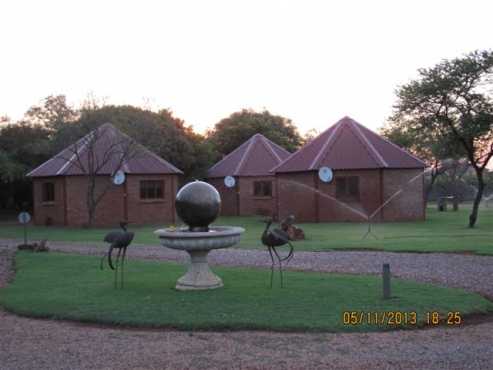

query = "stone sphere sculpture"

[
  {"left": 175, "top": 180, "right": 221, "bottom": 232},
  {"left": 156, "top": 180, "right": 243, "bottom": 290}
]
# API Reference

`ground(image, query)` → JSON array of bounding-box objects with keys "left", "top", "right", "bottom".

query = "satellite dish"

[
  {"left": 318, "top": 167, "right": 333, "bottom": 183},
  {"left": 224, "top": 176, "right": 236, "bottom": 188},
  {"left": 18, "top": 211, "right": 31, "bottom": 224},
  {"left": 113, "top": 170, "right": 126, "bottom": 186}
]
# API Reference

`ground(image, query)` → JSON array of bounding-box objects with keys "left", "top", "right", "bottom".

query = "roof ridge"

[
  {"left": 367, "top": 125, "right": 428, "bottom": 167},
  {"left": 108, "top": 124, "right": 132, "bottom": 174},
  {"left": 58, "top": 124, "right": 123, "bottom": 175},
  {"left": 234, "top": 134, "right": 256, "bottom": 175},
  {"left": 309, "top": 119, "right": 345, "bottom": 169},
  {"left": 272, "top": 117, "right": 347, "bottom": 172},
  {"left": 111, "top": 124, "right": 183, "bottom": 174},
  {"left": 260, "top": 135, "right": 282, "bottom": 163},
  {"left": 26, "top": 155, "right": 59, "bottom": 177},
  {"left": 311, "top": 122, "right": 349, "bottom": 169},
  {"left": 207, "top": 136, "right": 253, "bottom": 173},
  {"left": 26, "top": 126, "right": 96, "bottom": 177},
  {"left": 348, "top": 119, "right": 388, "bottom": 167},
  {"left": 265, "top": 137, "right": 291, "bottom": 156},
  {"left": 56, "top": 136, "right": 91, "bottom": 175},
  {"left": 28, "top": 122, "right": 183, "bottom": 177}
]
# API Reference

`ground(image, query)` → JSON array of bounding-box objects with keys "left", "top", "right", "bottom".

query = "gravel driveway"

[{"left": 1, "top": 241, "right": 493, "bottom": 370}]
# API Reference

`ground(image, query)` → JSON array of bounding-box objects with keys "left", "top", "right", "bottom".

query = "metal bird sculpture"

[
  {"left": 261, "top": 218, "right": 294, "bottom": 288},
  {"left": 100, "top": 221, "right": 134, "bottom": 288}
]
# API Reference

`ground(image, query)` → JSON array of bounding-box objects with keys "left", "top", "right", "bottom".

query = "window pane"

[
  {"left": 42, "top": 182, "right": 55, "bottom": 202},
  {"left": 140, "top": 180, "right": 164, "bottom": 199},
  {"left": 140, "top": 181, "right": 148, "bottom": 199},
  {"left": 348, "top": 177, "right": 359, "bottom": 198},
  {"left": 336, "top": 178, "right": 346, "bottom": 198},
  {"left": 254, "top": 182, "right": 262, "bottom": 196},
  {"left": 156, "top": 183, "right": 163, "bottom": 198},
  {"left": 254, "top": 181, "right": 272, "bottom": 197},
  {"left": 140, "top": 183, "right": 147, "bottom": 199}
]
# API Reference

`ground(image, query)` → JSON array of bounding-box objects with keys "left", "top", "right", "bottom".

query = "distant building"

[
  {"left": 27, "top": 123, "right": 182, "bottom": 227},
  {"left": 207, "top": 133, "right": 290, "bottom": 216},
  {"left": 273, "top": 117, "right": 426, "bottom": 222}
]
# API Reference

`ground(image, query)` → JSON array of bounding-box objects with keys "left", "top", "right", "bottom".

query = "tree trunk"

[
  {"left": 452, "top": 182, "right": 459, "bottom": 211},
  {"left": 424, "top": 171, "right": 439, "bottom": 208},
  {"left": 87, "top": 207, "right": 95, "bottom": 228},
  {"left": 452, "top": 197, "right": 459, "bottom": 211},
  {"left": 86, "top": 177, "right": 97, "bottom": 228},
  {"left": 468, "top": 170, "right": 484, "bottom": 228}
]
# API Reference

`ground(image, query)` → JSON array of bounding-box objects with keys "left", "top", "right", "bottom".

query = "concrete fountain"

[{"left": 155, "top": 181, "right": 244, "bottom": 290}]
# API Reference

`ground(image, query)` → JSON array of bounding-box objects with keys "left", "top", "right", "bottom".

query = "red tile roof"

[
  {"left": 27, "top": 123, "right": 182, "bottom": 177},
  {"left": 273, "top": 116, "right": 426, "bottom": 173},
  {"left": 207, "top": 133, "right": 291, "bottom": 178}
]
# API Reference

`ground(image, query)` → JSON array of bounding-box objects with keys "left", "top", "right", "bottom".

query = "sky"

[{"left": 1, "top": 0, "right": 492, "bottom": 136}]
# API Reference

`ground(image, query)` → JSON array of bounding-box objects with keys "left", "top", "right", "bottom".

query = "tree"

[
  {"left": 74, "top": 105, "right": 207, "bottom": 180},
  {"left": 381, "top": 120, "right": 463, "bottom": 205},
  {"left": 24, "top": 95, "right": 78, "bottom": 132},
  {"left": 303, "top": 128, "right": 321, "bottom": 144},
  {"left": 0, "top": 121, "right": 51, "bottom": 209},
  {"left": 0, "top": 121, "right": 51, "bottom": 176},
  {"left": 56, "top": 124, "right": 140, "bottom": 227},
  {"left": 207, "top": 109, "right": 302, "bottom": 157},
  {"left": 391, "top": 50, "right": 493, "bottom": 227}
]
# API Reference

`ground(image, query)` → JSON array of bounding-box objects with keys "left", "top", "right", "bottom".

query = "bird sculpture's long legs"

[
  {"left": 114, "top": 249, "right": 122, "bottom": 289},
  {"left": 272, "top": 247, "right": 284, "bottom": 288},
  {"left": 282, "top": 242, "right": 294, "bottom": 264},
  {"left": 120, "top": 247, "right": 127, "bottom": 289},
  {"left": 100, "top": 252, "right": 108, "bottom": 270},
  {"left": 268, "top": 247, "right": 275, "bottom": 288}
]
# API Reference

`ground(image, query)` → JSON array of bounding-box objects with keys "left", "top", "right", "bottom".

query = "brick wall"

[
  {"left": 277, "top": 172, "right": 317, "bottom": 222},
  {"left": 208, "top": 178, "right": 238, "bottom": 216},
  {"left": 33, "top": 174, "right": 178, "bottom": 227},
  {"left": 209, "top": 176, "right": 279, "bottom": 217},
  {"left": 238, "top": 176, "right": 278, "bottom": 217},
  {"left": 382, "top": 169, "right": 425, "bottom": 221},
  {"left": 277, "top": 170, "right": 382, "bottom": 222},
  {"left": 64, "top": 175, "right": 124, "bottom": 227},
  {"left": 32, "top": 177, "right": 66, "bottom": 225},
  {"left": 125, "top": 174, "right": 177, "bottom": 226},
  {"left": 318, "top": 169, "right": 382, "bottom": 222}
]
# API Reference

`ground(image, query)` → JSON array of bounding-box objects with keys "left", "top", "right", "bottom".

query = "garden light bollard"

[{"left": 383, "top": 263, "right": 391, "bottom": 299}]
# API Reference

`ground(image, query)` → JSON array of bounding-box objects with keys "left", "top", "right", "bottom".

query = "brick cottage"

[
  {"left": 273, "top": 117, "right": 427, "bottom": 222},
  {"left": 27, "top": 123, "right": 182, "bottom": 227},
  {"left": 207, "top": 133, "right": 290, "bottom": 216}
]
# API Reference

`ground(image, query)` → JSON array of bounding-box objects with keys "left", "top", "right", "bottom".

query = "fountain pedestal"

[
  {"left": 177, "top": 250, "right": 223, "bottom": 290},
  {"left": 155, "top": 226, "right": 244, "bottom": 290},
  {"left": 155, "top": 181, "right": 244, "bottom": 291}
]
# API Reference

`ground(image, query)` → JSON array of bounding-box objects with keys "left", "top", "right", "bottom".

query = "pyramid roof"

[
  {"left": 273, "top": 116, "right": 426, "bottom": 173},
  {"left": 208, "top": 133, "right": 291, "bottom": 178},
  {"left": 27, "top": 123, "right": 183, "bottom": 177}
]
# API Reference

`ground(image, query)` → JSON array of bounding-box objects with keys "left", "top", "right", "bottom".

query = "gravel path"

[{"left": 1, "top": 241, "right": 493, "bottom": 370}]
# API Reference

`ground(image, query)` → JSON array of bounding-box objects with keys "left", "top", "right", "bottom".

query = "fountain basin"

[{"left": 155, "top": 226, "right": 244, "bottom": 290}]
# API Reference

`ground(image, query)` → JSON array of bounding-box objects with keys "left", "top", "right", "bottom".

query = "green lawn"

[
  {"left": 1, "top": 252, "right": 491, "bottom": 332},
  {"left": 1, "top": 205, "right": 491, "bottom": 254}
]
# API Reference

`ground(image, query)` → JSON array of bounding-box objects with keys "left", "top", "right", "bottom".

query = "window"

[
  {"left": 253, "top": 181, "right": 272, "bottom": 197},
  {"left": 140, "top": 180, "right": 164, "bottom": 200},
  {"left": 335, "top": 176, "right": 359, "bottom": 200},
  {"left": 42, "top": 182, "right": 55, "bottom": 202}
]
